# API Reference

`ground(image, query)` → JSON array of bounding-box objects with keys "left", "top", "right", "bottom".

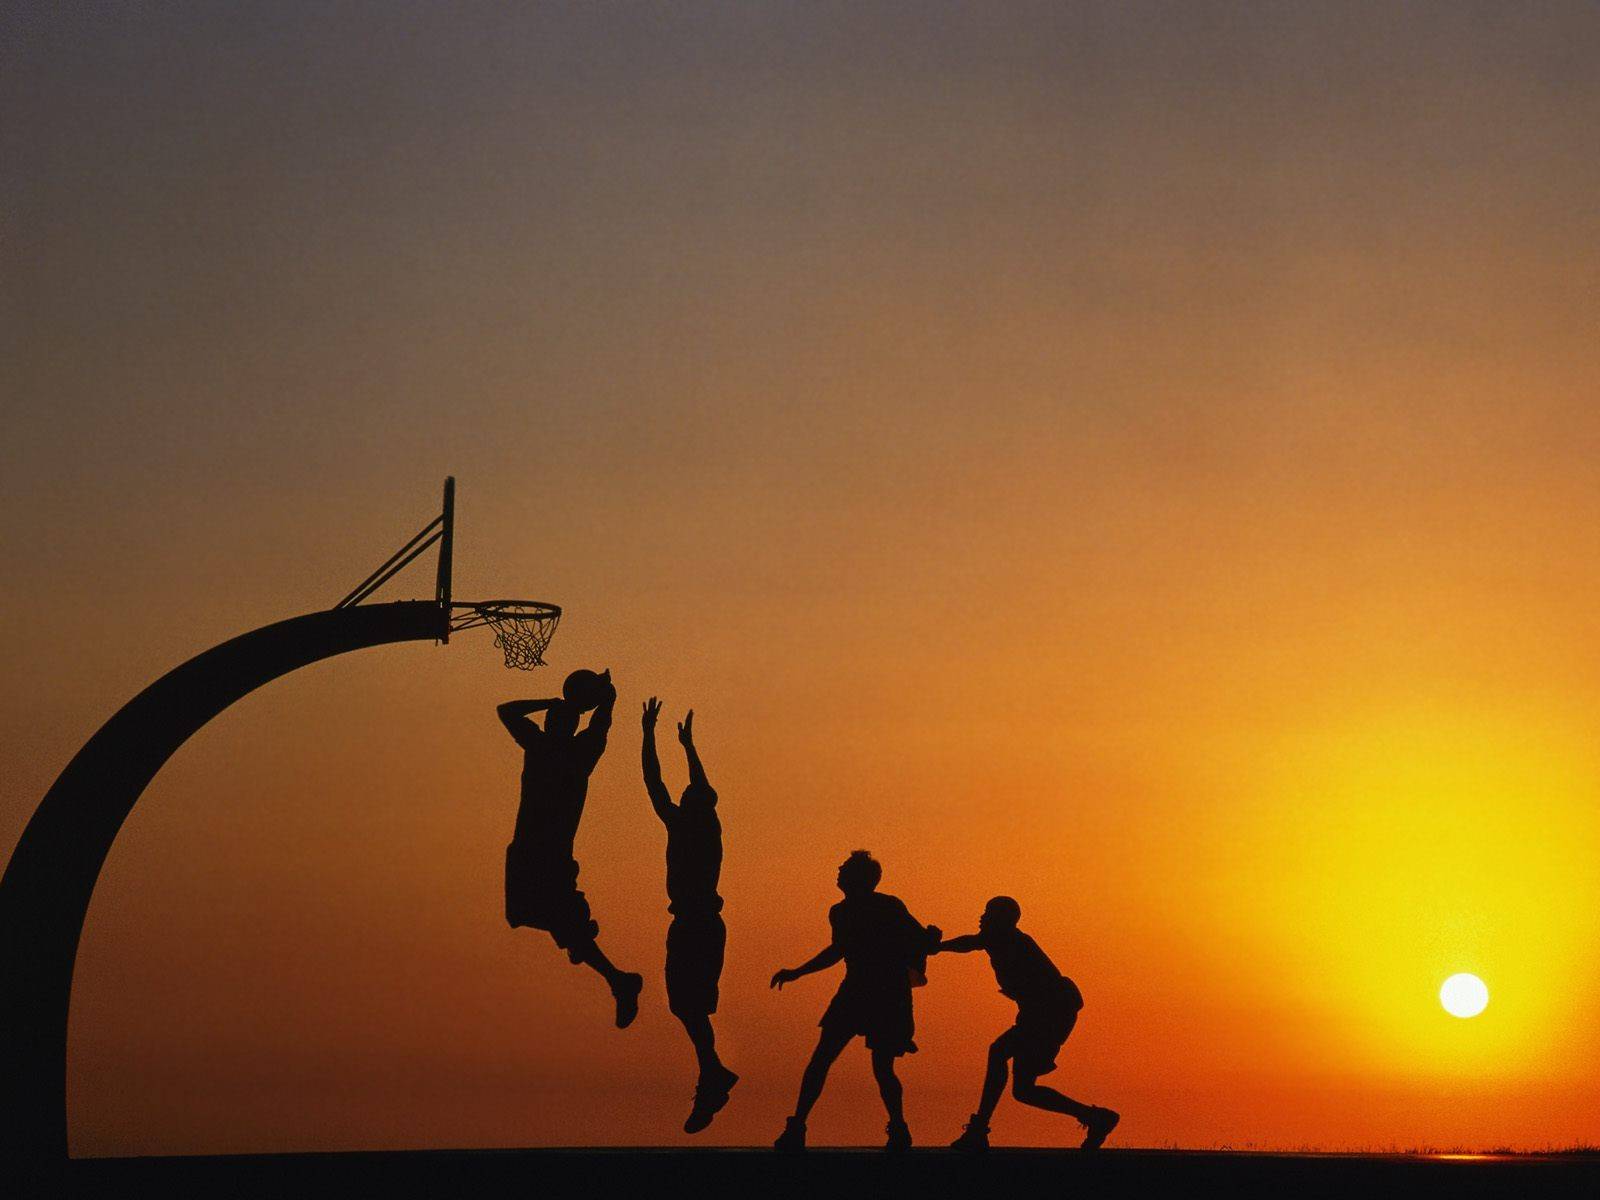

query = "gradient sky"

[{"left": 4, "top": 2, "right": 1600, "bottom": 1156}]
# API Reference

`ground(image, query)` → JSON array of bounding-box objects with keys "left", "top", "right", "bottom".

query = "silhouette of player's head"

[
  {"left": 979, "top": 895, "right": 1022, "bottom": 934},
  {"left": 544, "top": 700, "right": 580, "bottom": 738},
  {"left": 836, "top": 850, "right": 882, "bottom": 896},
  {"left": 682, "top": 780, "right": 718, "bottom": 811}
]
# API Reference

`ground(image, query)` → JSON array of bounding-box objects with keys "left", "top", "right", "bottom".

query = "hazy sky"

[{"left": 4, "top": 2, "right": 1600, "bottom": 1155}]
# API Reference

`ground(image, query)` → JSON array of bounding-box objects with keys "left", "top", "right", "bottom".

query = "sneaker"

[
  {"left": 885, "top": 1119, "right": 912, "bottom": 1153},
  {"left": 1080, "top": 1107, "right": 1119, "bottom": 1151},
  {"left": 774, "top": 1116, "right": 807, "bottom": 1152},
  {"left": 611, "top": 973, "right": 643, "bottom": 1029},
  {"left": 683, "top": 1068, "right": 739, "bottom": 1134},
  {"left": 950, "top": 1117, "right": 989, "bottom": 1152}
]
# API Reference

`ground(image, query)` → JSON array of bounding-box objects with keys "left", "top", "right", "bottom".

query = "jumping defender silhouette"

[
  {"left": 499, "top": 669, "right": 643, "bottom": 1027},
  {"left": 770, "top": 851, "right": 941, "bottom": 1152},
  {"left": 935, "top": 896, "right": 1119, "bottom": 1150},
  {"left": 642, "top": 698, "right": 738, "bottom": 1133}
]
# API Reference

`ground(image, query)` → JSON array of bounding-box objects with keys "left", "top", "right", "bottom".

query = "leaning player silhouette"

[
  {"left": 770, "top": 851, "right": 941, "bottom": 1152},
  {"left": 499, "top": 669, "right": 643, "bottom": 1027},
  {"left": 935, "top": 896, "right": 1119, "bottom": 1150},
  {"left": 642, "top": 699, "right": 738, "bottom": 1132}
]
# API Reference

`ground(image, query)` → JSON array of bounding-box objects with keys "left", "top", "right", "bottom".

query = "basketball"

[{"left": 562, "top": 668, "right": 611, "bottom": 710}]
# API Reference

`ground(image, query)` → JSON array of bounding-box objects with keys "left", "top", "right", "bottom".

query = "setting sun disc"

[{"left": 1440, "top": 973, "right": 1489, "bottom": 1018}]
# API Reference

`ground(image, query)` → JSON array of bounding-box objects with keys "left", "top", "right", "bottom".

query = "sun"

[{"left": 1440, "top": 973, "right": 1489, "bottom": 1018}]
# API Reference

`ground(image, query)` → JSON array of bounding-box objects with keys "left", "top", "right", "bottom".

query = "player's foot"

[
  {"left": 1080, "top": 1106, "right": 1120, "bottom": 1151},
  {"left": 774, "top": 1116, "right": 807, "bottom": 1152},
  {"left": 950, "top": 1117, "right": 989, "bottom": 1152},
  {"left": 885, "top": 1119, "right": 912, "bottom": 1153},
  {"left": 683, "top": 1068, "right": 739, "bottom": 1134},
  {"left": 611, "top": 972, "right": 643, "bottom": 1029}
]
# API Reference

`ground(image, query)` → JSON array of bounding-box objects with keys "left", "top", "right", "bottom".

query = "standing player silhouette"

[
  {"left": 642, "top": 698, "right": 738, "bottom": 1132},
  {"left": 499, "top": 668, "right": 643, "bottom": 1027},
  {"left": 935, "top": 896, "right": 1119, "bottom": 1150},
  {"left": 769, "top": 851, "right": 941, "bottom": 1152}
]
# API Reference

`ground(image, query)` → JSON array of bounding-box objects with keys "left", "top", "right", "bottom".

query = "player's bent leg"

[
  {"left": 1012, "top": 1069, "right": 1119, "bottom": 1147},
  {"left": 1011, "top": 1070, "right": 1093, "bottom": 1117},
  {"left": 570, "top": 940, "right": 642, "bottom": 1027}
]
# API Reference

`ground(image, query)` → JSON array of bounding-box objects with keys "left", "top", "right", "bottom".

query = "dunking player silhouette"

[
  {"left": 642, "top": 699, "right": 738, "bottom": 1132},
  {"left": 499, "top": 669, "right": 643, "bottom": 1027},
  {"left": 936, "top": 896, "right": 1119, "bottom": 1150},
  {"left": 770, "top": 851, "right": 941, "bottom": 1152}
]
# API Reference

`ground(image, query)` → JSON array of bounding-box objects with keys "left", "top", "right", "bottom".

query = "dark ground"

[{"left": 55, "top": 1147, "right": 1600, "bottom": 1200}]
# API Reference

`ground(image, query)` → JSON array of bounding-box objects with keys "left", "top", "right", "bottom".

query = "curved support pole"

[{"left": 0, "top": 601, "right": 448, "bottom": 1168}]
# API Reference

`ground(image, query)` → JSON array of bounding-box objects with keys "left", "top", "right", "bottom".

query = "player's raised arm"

[
  {"left": 583, "top": 669, "right": 618, "bottom": 739},
  {"left": 678, "top": 710, "right": 713, "bottom": 795},
  {"left": 642, "top": 697, "right": 676, "bottom": 822},
  {"left": 497, "top": 698, "right": 558, "bottom": 745}
]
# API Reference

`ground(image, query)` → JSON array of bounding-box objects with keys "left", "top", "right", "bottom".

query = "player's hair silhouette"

[
  {"left": 642, "top": 699, "right": 738, "bottom": 1132},
  {"left": 499, "top": 669, "right": 643, "bottom": 1027},
  {"left": 770, "top": 851, "right": 941, "bottom": 1151},
  {"left": 936, "top": 896, "right": 1119, "bottom": 1150}
]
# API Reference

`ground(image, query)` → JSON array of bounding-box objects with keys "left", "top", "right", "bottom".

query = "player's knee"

[
  {"left": 1011, "top": 1075, "right": 1040, "bottom": 1101},
  {"left": 987, "top": 1038, "right": 1010, "bottom": 1061}
]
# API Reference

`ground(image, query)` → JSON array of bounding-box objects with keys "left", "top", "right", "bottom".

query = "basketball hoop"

[
  {"left": 450, "top": 601, "right": 562, "bottom": 670},
  {"left": 334, "top": 478, "right": 563, "bottom": 669}
]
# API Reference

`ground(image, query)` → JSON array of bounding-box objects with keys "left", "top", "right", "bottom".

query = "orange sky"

[{"left": 4, "top": 2, "right": 1600, "bottom": 1156}]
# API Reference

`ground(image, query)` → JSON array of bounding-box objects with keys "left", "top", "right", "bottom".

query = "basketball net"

[{"left": 482, "top": 607, "right": 560, "bottom": 670}]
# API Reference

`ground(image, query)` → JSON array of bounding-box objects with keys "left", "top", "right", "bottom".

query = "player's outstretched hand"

[
  {"left": 770, "top": 967, "right": 796, "bottom": 990},
  {"left": 643, "top": 697, "right": 662, "bottom": 728},
  {"left": 677, "top": 709, "right": 695, "bottom": 747},
  {"left": 600, "top": 668, "right": 616, "bottom": 699}
]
